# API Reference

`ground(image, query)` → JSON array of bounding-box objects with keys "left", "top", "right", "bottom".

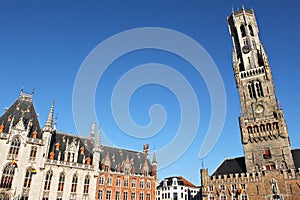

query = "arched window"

[
  {"left": 44, "top": 170, "right": 53, "bottom": 191},
  {"left": 8, "top": 137, "right": 21, "bottom": 158},
  {"left": 255, "top": 81, "right": 264, "bottom": 97},
  {"left": 0, "top": 164, "right": 15, "bottom": 189},
  {"left": 23, "top": 169, "right": 33, "bottom": 188},
  {"left": 83, "top": 175, "right": 90, "bottom": 194},
  {"left": 247, "top": 126, "right": 253, "bottom": 134},
  {"left": 240, "top": 25, "right": 246, "bottom": 37},
  {"left": 57, "top": 173, "right": 65, "bottom": 192},
  {"left": 71, "top": 174, "right": 78, "bottom": 193},
  {"left": 248, "top": 25, "right": 254, "bottom": 36}
]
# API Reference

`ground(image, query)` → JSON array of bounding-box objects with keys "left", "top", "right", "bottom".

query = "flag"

[
  {"left": 31, "top": 168, "right": 37, "bottom": 174},
  {"left": 238, "top": 185, "right": 243, "bottom": 194},
  {"left": 11, "top": 160, "right": 18, "bottom": 168}
]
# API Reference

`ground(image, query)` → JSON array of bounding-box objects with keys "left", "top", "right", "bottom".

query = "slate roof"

[
  {"left": 157, "top": 176, "right": 198, "bottom": 188},
  {"left": 0, "top": 92, "right": 42, "bottom": 139},
  {"left": 99, "top": 145, "right": 153, "bottom": 175},
  {"left": 49, "top": 131, "right": 153, "bottom": 175},
  {"left": 212, "top": 157, "right": 246, "bottom": 176},
  {"left": 49, "top": 131, "right": 94, "bottom": 164},
  {"left": 211, "top": 149, "right": 300, "bottom": 176}
]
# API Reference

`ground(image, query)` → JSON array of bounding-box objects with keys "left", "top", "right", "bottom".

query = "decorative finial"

[
  {"left": 152, "top": 148, "right": 157, "bottom": 164},
  {"left": 242, "top": 5, "right": 245, "bottom": 10},
  {"left": 231, "top": 6, "right": 234, "bottom": 14}
]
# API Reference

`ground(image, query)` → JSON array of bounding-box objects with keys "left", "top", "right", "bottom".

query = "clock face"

[
  {"left": 255, "top": 104, "right": 264, "bottom": 114},
  {"left": 242, "top": 45, "right": 251, "bottom": 54}
]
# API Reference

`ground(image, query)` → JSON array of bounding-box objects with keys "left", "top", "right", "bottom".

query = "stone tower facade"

[
  {"left": 227, "top": 7, "right": 295, "bottom": 172},
  {"left": 200, "top": 7, "right": 300, "bottom": 200}
]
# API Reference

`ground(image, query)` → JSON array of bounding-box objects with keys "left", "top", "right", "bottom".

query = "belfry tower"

[{"left": 227, "top": 7, "right": 295, "bottom": 172}]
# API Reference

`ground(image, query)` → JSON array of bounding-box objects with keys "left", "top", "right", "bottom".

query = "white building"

[{"left": 156, "top": 176, "right": 201, "bottom": 200}]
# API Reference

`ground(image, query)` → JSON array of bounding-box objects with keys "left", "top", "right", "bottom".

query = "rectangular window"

[
  {"left": 231, "top": 184, "right": 237, "bottom": 192},
  {"left": 220, "top": 184, "right": 225, "bottom": 191},
  {"left": 124, "top": 192, "right": 128, "bottom": 200},
  {"left": 140, "top": 180, "right": 144, "bottom": 189},
  {"left": 146, "top": 194, "right": 150, "bottom": 200},
  {"left": 132, "top": 179, "right": 136, "bottom": 188},
  {"left": 131, "top": 192, "right": 136, "bottom": 200},
  {"left": 29, "top": 146, "right": 37, "bottom": 161},
  {"left": 100, "top": 176, "right": 105, "bottom": 185},
  {"left": 98, "top": 190, "right": 103, "bottom": 200},
  {"left": 116, "top": 178, "right": 121, "bottom": 187},
  {"left": 107, "top": 177, "right": 112, "bottom": 186},
  {"left": 115, "top": 191, "right": 120, "bottom": 200},
  {"left": 146, "top": 181, "right": 151, "bottom": 189},
  {"left": 139, "top": 193, "right": 144, "bottom": 200},
  {"left": 209, "top": 185, "right": 214, "bottom": 191},
  {"left": 106, "top": 190, "right": 112, "bottom": 200},
  {"left": 124, "top": 179, "right": 129, "bottom": 187}
]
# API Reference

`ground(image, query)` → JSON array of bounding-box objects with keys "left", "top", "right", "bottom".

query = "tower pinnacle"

[{"left": 43, "top": 100, "right": 54, "bottom": 132}]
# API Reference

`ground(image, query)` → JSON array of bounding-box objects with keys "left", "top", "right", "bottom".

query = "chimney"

[{"left": 143, "top": 144, "right": 149, "bottom": 156}]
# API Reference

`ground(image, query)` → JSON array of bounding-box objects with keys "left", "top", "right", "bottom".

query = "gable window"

[
  {"left": 8, "top": 137, "right": 21, "bottom": 159},
  {"left": 23, "top": 169, "right": 33, "bottom": 188},
  {"left": 83, "top": 175, "right": 90, "bottom": 194},
  {"left": 29, "top": 146, "right": 37, "bottom": 161},
  {"left": 58, "top": 173, "right": 65, "bottom": 192},
  {"left": 0, "top": 164, "right": 15, "bottom": 189},
  {"left": 44, "top": 170, "right": 53, "bottom": 191},
  {"left": 71, "top": 174, "right": 78, "bottom": 193}
]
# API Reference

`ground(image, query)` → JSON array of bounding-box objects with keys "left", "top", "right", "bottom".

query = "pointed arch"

[
  {"left": 8, "top": 136, "right": 21, "bottom": 158},
  {"left": 248, "top": 25, "right": 254, "bottom": 36},
  {"left": 57, "top": 172, "right": 65, "bottom": 192},
  {"left": 0, "top": 163, "right": 15, "bottom": 189},
  {"left": 83, "top": 175, "right": 90, "bottom": 194},
  {"left": 23, "top": 168, "right": 33, "bottom": 188},
  {"left": 240, "top": 24, "right": 246, "bottom": 37},
  {"left": 71, "top": 173, "right": 78, "bottom": 193},
  {"left": 44, "top": 170, "right": 53, "bottom": 191}
]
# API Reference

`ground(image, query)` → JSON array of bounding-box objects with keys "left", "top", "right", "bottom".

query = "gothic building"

[
  {"left": 200, "top": 7, "right": 300, "bottom": 200},
  {"left": 0, "top": 92, "right": 157, "bottom": 200}
]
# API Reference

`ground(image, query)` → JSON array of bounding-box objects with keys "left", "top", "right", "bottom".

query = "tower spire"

[
  {"left": 43, "top": 100, "right": 54, "bottom": 132},
  {"left": 95, "top": 125, "right": 101, "bottom": 148}
]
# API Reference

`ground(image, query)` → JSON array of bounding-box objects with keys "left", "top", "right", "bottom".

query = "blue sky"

[{"left": 0, "top": 1, "right": 299, "bottom": 185}]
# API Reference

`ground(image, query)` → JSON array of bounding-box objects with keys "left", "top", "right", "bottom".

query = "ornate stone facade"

[
  {"left": 200, "top": 7, "right": 300, "bottom": 200},
  {"left": 0, "top": 92, "right": 157, "bottom": 200}
]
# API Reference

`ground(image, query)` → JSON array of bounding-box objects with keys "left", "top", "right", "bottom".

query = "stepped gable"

[
  {"left": 212, "top": 156, "right": 246, "bottom": 176},
  {"left": 292, "top": 149, "right": 300, "bottom": 169},
  {"left": 99, "top": 145, "right": 152, "bottom": 175},
  {"left": 49, "top": 131, "right": 94, "bottom": 164},
  {"left": 0, "top": 92, "right": 42, "bottom": 139}
]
